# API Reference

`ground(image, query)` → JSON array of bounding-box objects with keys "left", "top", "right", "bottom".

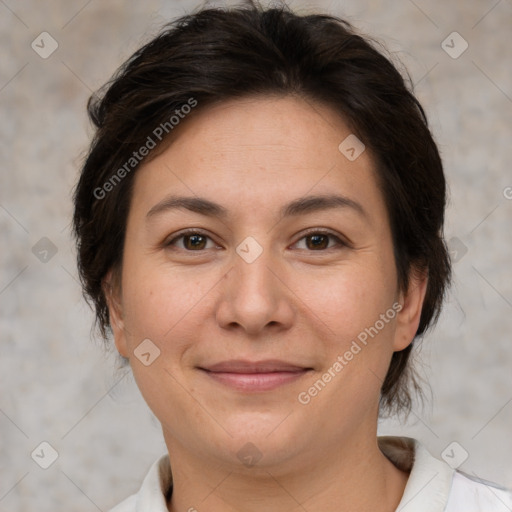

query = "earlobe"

[
  {"left": 393, "top": 270, "right": 428, "bottom": 352},
  {"left": 103, "top": 270, "right": 129, "bottom": 358}
]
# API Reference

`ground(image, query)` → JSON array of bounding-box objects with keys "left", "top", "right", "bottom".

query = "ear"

[
  {"left": 393, "top": 268, "right": 428, "bottom": 351},
  {"left": 103, "top": 269, "right": 129, "bottom": 358}
]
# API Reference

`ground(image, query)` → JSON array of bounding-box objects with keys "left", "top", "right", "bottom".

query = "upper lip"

[{"left": 200, "top": 359, "right": 311, "bottom": 373}]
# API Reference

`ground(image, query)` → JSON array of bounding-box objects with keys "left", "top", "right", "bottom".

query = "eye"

[
  {"left": 165, "top": 229, "right": 217, "bottom": 251},
  {"left": 293, "top": 230, "right": 347, "bottom": 251},
  {"left": 164, "top": 228, "right": 348, "bottom": 252}
]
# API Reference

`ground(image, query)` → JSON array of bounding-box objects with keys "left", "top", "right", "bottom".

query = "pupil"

[
  {"left": 187, "top": 235, "right": 204, "bottom": 249},
  {"left": 309, "top": 234, "right": 327, "bottom": 249}
]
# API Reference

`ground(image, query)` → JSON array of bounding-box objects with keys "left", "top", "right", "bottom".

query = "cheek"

[
  {"left": 120, "top": 263, "right": 219, "bottom": 347},
  {"left": 128, "top": 356, "right": 203, "bottom": 444},
  {"left": 302, "top": 265, "right": 395, "bottom": 342}
]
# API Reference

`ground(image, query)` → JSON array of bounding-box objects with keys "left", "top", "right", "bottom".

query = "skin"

[{"left": 105, "top": 94, "right": 428, "bottom": 512}]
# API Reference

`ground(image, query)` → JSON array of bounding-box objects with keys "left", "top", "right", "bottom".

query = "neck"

[{"left": 164, "top": 429, "right": 409, "bottom": 512}]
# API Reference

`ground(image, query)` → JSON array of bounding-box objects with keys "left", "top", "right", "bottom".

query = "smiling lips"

[{"left": 199, "top": 359, "right": 312, "bottom": 392}]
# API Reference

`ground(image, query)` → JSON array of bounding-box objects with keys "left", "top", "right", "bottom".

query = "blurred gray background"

[{"left": 1, "top": 0, "right": 511, "bottom": 510}]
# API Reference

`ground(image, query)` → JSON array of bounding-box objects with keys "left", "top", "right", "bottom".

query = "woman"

[{"left": 72, "top": 1, "right": 512, "bottom": 510}]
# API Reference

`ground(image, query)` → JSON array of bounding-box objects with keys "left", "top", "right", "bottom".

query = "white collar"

[{"left": 378, "top": 436, "right": 455, "bottom": 511}]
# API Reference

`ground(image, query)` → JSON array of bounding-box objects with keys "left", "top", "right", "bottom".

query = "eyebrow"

[{"left": 146, "top": 193, "right": 367, "bottom": 221}]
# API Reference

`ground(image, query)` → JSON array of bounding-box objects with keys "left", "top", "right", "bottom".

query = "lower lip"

[{"left": 201, "top": 370, "right": 310, "bottom": 392}]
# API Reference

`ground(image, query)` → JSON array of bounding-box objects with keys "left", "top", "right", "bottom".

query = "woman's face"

[{"left": 107, "top": 95, "right": 426, "bottom": 472}]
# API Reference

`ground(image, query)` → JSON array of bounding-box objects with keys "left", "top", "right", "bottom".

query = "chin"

[{"left": 211, "top": 416, "right": 304, "bottom": 463}]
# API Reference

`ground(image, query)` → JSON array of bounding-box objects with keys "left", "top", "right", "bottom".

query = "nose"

[{"left": 215, "top": 241, "right": 295, "bottom": 336}]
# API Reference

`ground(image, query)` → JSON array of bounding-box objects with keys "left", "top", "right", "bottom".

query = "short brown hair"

[{"left": 72, "top": 0, "right": 451, "bottom": 416}]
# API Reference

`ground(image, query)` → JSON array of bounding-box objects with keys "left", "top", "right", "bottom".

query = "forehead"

[
  {"left": 166, "top": 94, "right": 355, "bottom": 164},
  {"left": 130, "top": 94, "right": 386, "bottom": 223}
]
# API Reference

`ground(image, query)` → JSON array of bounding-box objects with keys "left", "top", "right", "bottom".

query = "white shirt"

[{"left": 109, "top": 436, "right": 512, "bottom": 511}]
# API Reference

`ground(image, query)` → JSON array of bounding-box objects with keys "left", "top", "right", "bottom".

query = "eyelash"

[{"left": 164, "top": 228, "right": 349, "bottom": 252}]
